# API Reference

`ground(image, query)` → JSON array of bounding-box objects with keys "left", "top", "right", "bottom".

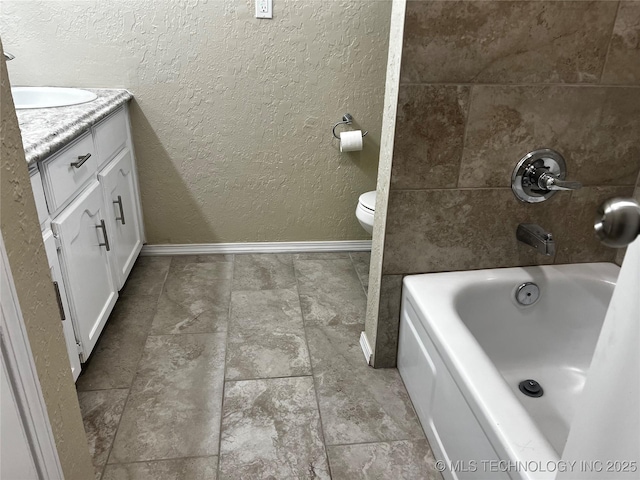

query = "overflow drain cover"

[
  {"left": 519, "top": 379, "right": 543, "bottom": 397},
  {"left": 515, "top": 282, "right": 540, "bottom": 305}
]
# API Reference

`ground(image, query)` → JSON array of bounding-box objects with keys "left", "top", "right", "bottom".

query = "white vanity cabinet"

[
  {"left": 42, "top": 230, "right": 82, "bottom": 381},
  {"left": 31, "top": 103, "right": 144, "bottom": 369},
  {"left": 52, "top": 181, "right": 119, "bottom": 359},
  {"left": 99, "top": 148, "right": 143, "bottom": 289}
]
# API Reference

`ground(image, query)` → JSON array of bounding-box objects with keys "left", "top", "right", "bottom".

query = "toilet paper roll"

[{"left": 340, "top": 130, "right": 363, "bottom": 152}]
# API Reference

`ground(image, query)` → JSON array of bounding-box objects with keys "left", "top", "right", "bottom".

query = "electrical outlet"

[{"left": 255, "top": 0, "right": 272, "bottom": 19}]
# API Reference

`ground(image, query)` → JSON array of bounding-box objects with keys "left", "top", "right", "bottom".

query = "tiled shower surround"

[{"left": 368, "top": 0, "right": 640, "bottom": 367}]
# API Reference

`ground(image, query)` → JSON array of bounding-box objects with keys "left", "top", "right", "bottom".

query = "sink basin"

[{"left": 11, "top": 87, "right": 98, "bottom": 109}]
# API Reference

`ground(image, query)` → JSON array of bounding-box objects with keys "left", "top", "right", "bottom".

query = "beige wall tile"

[
  {"left": 555, "top": 186, "right": 634, "bottom": 264},
  {"left": 459, "top": 86, "right": 640, "bottom": 188},
  {"left": 372, "top": 275, "right": 404, "bottom": 368},
  {"left": 391, "top": 85, "right": 470, "bottom": 189},
  {"left": 401, "top": 1, "right": 617, "bottom": 84},
  {"left": 602, "top": 2, "right": 640, "bottom": 85},
  {"left": 382, "top": 189, "right": 564, "bottom": 274}
]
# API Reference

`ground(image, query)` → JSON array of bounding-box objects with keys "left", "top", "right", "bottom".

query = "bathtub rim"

[{"left": 401, "top": 262, "right": 619, "bottom": 476}]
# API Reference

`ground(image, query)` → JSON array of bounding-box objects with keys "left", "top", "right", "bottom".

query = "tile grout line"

[
  {"left": 104, "top": 454, "right": 220, "bottom": 468},
  {"left": 216, "top": 253, "right": 235, "bottom": 479},
  {"left": 225, "top": 374, "right": 314, "bottom": 383},
  {"left": 292, "top": 255, "right": 334, "bottom": 480},
  {"left": 76, "top": 386, "right": 130, "bottom": 393},
  {"left": 97, "top": 257, "right": 172, "bottom": 478},
  {"left": 325, "top": 437, "right": 427, "bottom": 449},
  {"left": 349, "top": 252, "right": 369, "bottom": 298}
]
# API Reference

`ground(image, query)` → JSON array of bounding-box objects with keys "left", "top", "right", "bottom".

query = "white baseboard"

[
  {"left": 360, "top": 331, "right": 373, "bottom": 366},
  {"left": 140, "top": 240, "right": 372, "bottom": 256}
]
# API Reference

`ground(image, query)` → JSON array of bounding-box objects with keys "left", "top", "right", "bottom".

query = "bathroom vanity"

[{"left": 18, "top": 90, "right": 143, "bottom": 381}]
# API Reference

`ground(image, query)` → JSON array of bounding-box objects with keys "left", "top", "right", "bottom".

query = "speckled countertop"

[{"left": 16, "top": 88, "right": 133, "bottom": 166}]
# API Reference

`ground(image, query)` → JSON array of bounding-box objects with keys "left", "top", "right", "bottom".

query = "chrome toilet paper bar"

[{"left": 332, "top": 113, "right": 368, "bottom": 139}]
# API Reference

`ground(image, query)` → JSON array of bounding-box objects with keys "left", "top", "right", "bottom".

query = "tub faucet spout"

[{"left": 517, "top": 223, "right": 555, "bottom": 256}]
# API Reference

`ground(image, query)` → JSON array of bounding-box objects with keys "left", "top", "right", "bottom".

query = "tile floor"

[{"left": 77, "top": 252, "right": 441, "bottom": 480}]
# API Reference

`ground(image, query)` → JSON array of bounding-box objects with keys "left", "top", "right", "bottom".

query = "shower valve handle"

[{"left": 536, "top": 171, "right": 582, "bottom": 191}]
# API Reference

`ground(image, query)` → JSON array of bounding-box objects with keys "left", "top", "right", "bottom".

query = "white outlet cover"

[{"left": 255, "top": 0, "right": 272, "bottom": 18}]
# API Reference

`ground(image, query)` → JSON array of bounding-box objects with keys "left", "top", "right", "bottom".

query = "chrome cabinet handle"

[
  {"left": 71, "top": 153, "right": 91, "bottom": 168},
  {"left": 53, "top": 281, "right": 65, "bottom": 321},
  {"left": 113, "top": 195, "right": 126, "bottom": 225},
  {"left": 96, "top": 219, "right": 111, "bottom": 251}
]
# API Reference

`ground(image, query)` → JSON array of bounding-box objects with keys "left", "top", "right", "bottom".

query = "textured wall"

[
  {"left": 0, "top": 45, "right": 94, "bottom": 480},
  {"left": 368, "top": 0, "right": 640, "bottom": 367},
  {"left": 1, "top": 0, "right": 391, "bottom": 243}
]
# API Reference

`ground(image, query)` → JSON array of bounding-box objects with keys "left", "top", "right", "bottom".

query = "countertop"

[{"left": 16, "top": 88, "right": 133, "bottom": 166}]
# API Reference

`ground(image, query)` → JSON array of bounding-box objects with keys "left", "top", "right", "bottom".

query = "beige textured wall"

[
  {"left": 0, "top": 45, "right": 94, "bottom": 479},
  {"left": 1, "top": 0, "right": 391, "bottom": 243},
  {"left": 368, "top": 0, "right": 640, "bottom": 367}
]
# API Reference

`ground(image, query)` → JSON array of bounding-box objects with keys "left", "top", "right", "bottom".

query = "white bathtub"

[{"left": 398, "top": 263, "right": 619, "bottom": 480}]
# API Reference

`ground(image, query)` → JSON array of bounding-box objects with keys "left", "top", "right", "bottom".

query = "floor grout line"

[
  {"left": 105, "top": 454, "right": 220, "bottom": 467},
  {"left": 216, "top": 253, "right": 235, "bottom": 478},
  {"left": 349, "top": 252, "right": 370, "bottom": 298},
  {"left": 224, "top": 374, "right": 314, "bottom": 383},
  {"left": 95, "top": 258, "right": 171, "bottom": 478},
  {"left": 293, "top": 256, "right": 335, "bottom": 479},
  {"left": 325, "top": 437, "right": 428, "bottom": 449},
  {"left": 76, "top": 386, "right": 130, "bottom": 393}
]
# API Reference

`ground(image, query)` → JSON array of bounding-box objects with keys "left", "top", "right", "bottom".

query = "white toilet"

[{"left": 356, "top": 190, "right": 376, "bottom": 235}]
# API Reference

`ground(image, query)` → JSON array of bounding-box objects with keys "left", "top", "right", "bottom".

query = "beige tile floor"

[{"left": 77, "top": 253, "right": 441, "bottom": 480}]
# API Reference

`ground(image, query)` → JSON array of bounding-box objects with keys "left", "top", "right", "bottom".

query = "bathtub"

[{"left": 397, "top": 263, "right": 619, "bottom": 480}]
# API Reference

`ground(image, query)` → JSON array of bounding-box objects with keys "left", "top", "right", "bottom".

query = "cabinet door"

[
  {"left": 42, "top": 230, "right": 81, "bottom": 381},
  {"left": 99, "top": 148, "right": 143, "bottom": 289},
  {"left": 52, "top": 181, "right": 118, "bottom": 360}
]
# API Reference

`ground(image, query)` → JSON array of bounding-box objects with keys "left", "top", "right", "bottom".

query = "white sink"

[{"left": 11, "top": 87, "right": 98, "bottom": 110}]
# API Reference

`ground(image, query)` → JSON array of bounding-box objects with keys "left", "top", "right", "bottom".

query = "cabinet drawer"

[
  {"left": 41, "top": 132, "right": 97, "bottom": 213},
  {"left": 94, "top": 107, "right": 127, "bottom": 169}
]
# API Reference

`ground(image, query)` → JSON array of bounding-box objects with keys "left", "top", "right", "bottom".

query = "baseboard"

[
  {"left": 140, "top": 240, "right": 372, "bottom": 256},
  {"left": 360, "top": 331, "right": 373, "bottom": 366}
]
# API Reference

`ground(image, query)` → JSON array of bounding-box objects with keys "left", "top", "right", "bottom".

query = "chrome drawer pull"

[
  {"left": 71, "top": 153, "right": 91, "bottom": 168},
  {"left": 53, "top": 281, "right": 65, "bottom": 321},
  {"left": 96, "top": 219, "right": 111, "bottom": 251},
  {"left": 113, "top": 195, "right": 126, "bottom": 225}
]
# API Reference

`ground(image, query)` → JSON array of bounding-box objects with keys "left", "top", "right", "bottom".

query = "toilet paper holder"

[{"left": 332, "top": 114, "right": 368, "bottom": 139}]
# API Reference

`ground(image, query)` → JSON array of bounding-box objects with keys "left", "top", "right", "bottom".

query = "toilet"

[{"left": 356, "top": 190, "right": 376, "bottom": 234}]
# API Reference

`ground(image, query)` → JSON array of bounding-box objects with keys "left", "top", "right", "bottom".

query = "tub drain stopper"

[{"left": 519, "top": 379, "right": 543, "bottom": 397}]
